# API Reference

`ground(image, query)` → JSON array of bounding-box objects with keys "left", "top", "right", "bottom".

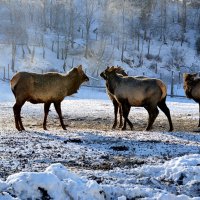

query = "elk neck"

[
  {"left": 64, "top": 73, "right": 82, "bottom": 96},
  {"left": 106, "top": 73, "right": 121, "bottom": 94}
]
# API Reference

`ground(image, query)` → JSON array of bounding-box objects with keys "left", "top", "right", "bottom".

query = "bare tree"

[
  {"left": 69, "top": 0, "right": 75, "bottom": 48},
  {"left": 139, "top": 0, "right": 154, "bottom": 40},
  {"left": 80, "top": 0, "right": 97, "bottom": 58},
  {"left": 181, "top": 0, "right": 187, "bottom": 45},
  {"left": 4, "top": 1, "right": 28, "bottom": 71},
  {"left": 160, "top": 0, "right": 167, "bottom": 44}
]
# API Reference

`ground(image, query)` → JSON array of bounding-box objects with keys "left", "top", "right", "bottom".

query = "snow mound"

[
  {"left": 0, "top": 163, "right": 105, "bottom": 200},
  {"left": 0, "top": 156, "right": 200, "bottom": 200},
  {"left": 138, "top": 154, "right": 200, "bottom": 186}
]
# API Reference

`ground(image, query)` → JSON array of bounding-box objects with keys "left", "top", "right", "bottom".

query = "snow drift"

[{"left": 0, "top": 155, "right": 200, "bottom": 200}]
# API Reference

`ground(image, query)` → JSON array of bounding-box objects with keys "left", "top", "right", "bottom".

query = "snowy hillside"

[{"left": 0, "top": 0, "right": 200, "bottom": 87}]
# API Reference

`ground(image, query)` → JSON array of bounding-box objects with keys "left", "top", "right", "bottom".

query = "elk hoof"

[
  {"left": 112, "top": 124, "right": 117, "bottom": 130},
  {"left": 16, "top": 127, "right": 24, "bottom": 132},
  {"left": 62, "top": 126, "right": 67, "bottom": 130},
  {"left": 121, "top": 127, "right": 126, "bottom": 131},
  {"left": 118, "top": 124, "right": 123, "bottom": 128}
]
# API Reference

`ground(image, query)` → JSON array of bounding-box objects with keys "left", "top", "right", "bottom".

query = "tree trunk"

[
  {"left": 182, "top": 0, "right": 187, "bottom": 33},
  {"left": 21, "top": 45, "right": 25, "bottom": 59},
  {"left": 57, "top": 34, "right": 60, "bottom": 59},
  {"left": 11, "top": 42, "right": 16, "bottom": 72},
  {"left": 137, "top": 32, "right": 140, "bottom": 51},
  {"left": 147, "top": 37, "right": 151, "bottom": 56},
  {"left": 31, "top": 46, "right": 35, "bottom": 63},
  {"left": 69, "top": 0, "right": 75, "bottom": 48},
  {"left": 85, "top": 29, "right": 89, "bottom": 58}
]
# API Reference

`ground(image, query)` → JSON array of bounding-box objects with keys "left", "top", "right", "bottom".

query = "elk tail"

[
  {"left": 10, "top": 74, "right": 20, "bottom": 97},
  {"left": 157, "top": 80, "right": 167, "bottom": 101}
]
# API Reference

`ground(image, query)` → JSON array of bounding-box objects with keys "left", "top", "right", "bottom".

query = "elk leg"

[
  {"left": 13, "top": 103, "right": 21, "bottom": 131},
  {"left": 54, "top": 102, "right": 66, "bottom": 130},
  {"left": 146, "top": 106, "right": 159, "bottom": 131},
  {"left": 121, "top": 103, "right": 133, "bottom": 131},
  {"left": 112, "top": 100, "right": 119, "bottom": 129},
  {"left": 119, "top": 104, "right": 123, "bottom": 128},
  {"left": 13, "top": 101, "right": 25, "bottom": 131},
  {"left": 18, "top": 107, "right": 25, "bottom": 131},
  {"left": 198, "top": 103, "right": 200, "bottom": 127},
  {"left": 158, "top": 99, "right": 173, "bottom": 131},
  {"left": 43, "top": 102, "right": 51, "bottom": 130}
]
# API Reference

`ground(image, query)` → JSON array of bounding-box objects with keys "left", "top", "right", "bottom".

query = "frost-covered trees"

[
  {"left": 1, "top": 0, "right": 199, "bottom": 49},
  {"left": 0, "top": 0, "right": 200, "bottom": 73},
  {"left": 79, "top": 0, "right": 97, "bottom": 58}
]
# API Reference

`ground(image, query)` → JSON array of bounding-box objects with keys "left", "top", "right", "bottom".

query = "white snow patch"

[{"left": 0, "top": 156, "right": 200, "bottom": 199}]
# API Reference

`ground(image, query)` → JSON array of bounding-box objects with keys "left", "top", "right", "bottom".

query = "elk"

[
  {"left": 101, "top": 66, "right": 128, "bottom": 129},
  {"left": 10, "top": 65, "right": 89, "bottom": 131},
  {"left": 100, "top": 66, "right": 173, "bottom": 131},
  {"left": 183, "top": 73, "right": 200, "bottom": 127},
  {"left": 101, "top": 66, "right": 146, "bottom": 129}
]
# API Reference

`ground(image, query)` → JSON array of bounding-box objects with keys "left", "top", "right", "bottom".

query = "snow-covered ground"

[
  {"left": 0, "top": 80, "right": 200, "bottom": 200},
  {"left": 1, "top": 1, "right": 200, "bottom": 198}
]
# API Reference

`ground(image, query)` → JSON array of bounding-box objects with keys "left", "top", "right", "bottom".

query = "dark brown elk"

[
  {"left": 101, "top": 66, "right": 127, "bottom": 129},
  {"left": 100, "top": 66, "right": 173, "bottom": 131},
  {"left": 183, "top": 73, "right": 200, "bottom": 127},
  {"left": 101, "top": 66, "right": 146, "bottom": 129},
  {"left": 10, "top": 65, "right": 89, "bottom": 131}
]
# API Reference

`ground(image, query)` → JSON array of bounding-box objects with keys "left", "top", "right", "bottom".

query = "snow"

[
  {"left": 0, "top": 16, "right": 200, "bottom": 198},
  {"left": 0, "top": 156, "right": 200, "bottom": 199},
  {"left": 1, "top": 163, "right": 104, "bottom": 200},
  {"left": 1, "top": 79, "right": 200, "bottom": 199},
  {"left": 1, "top": 1, "right": 200, "bottom": 198}
]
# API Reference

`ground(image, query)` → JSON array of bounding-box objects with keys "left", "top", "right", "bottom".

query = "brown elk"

[
  {"left": 10, "top": 65, "right": 89, "bottom": 131},
  {"left": 100, "top": 66, "right": 173, "bottom": 131},
  {"left": 101, "top": 66, "right": 146, "bottom": 129},
  {"left": 183, "top": 73, "right": 200, "bottom": 127},
  {"left": 101, "top": 66, "right": 128, "bottom": 129}
]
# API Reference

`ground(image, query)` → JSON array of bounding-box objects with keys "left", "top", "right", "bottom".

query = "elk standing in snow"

[
  {"left": 100, "top": 66, "right": 173, "bottom": 131},
  {"left": 10, "top": 65, "right": 89, "bottom": 131},
  {"left": 183, "top": 73, "right": 200, "bottom": 127},
  {"left": 101, "top": 66, "right": 127, "bottom": 129},
  {"left": 101, "top": 66, "right": 146, "bottom": 129}
]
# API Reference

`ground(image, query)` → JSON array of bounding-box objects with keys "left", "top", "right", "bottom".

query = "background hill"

[{"left": 0, "top": 0, "right": 200, "bottom": 87}]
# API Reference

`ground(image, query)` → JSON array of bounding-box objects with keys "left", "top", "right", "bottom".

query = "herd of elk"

[{"left": 10, "top": 64, "right": 200, "bottom": 132}]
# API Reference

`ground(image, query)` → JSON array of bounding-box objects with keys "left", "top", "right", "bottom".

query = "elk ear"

[
  {"left": 77, "top": 65, "right": 83, "bottom": 71},
  {"left": 193, "top": 73, "right": 198, "bottom": 77},
  {"left": 109, "top": 66, "right": 115, "bottom": 71}
]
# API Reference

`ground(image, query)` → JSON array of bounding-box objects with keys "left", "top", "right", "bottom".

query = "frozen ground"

[{"left": 0, "top": 81, "right": 200, "bottom": 199}]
